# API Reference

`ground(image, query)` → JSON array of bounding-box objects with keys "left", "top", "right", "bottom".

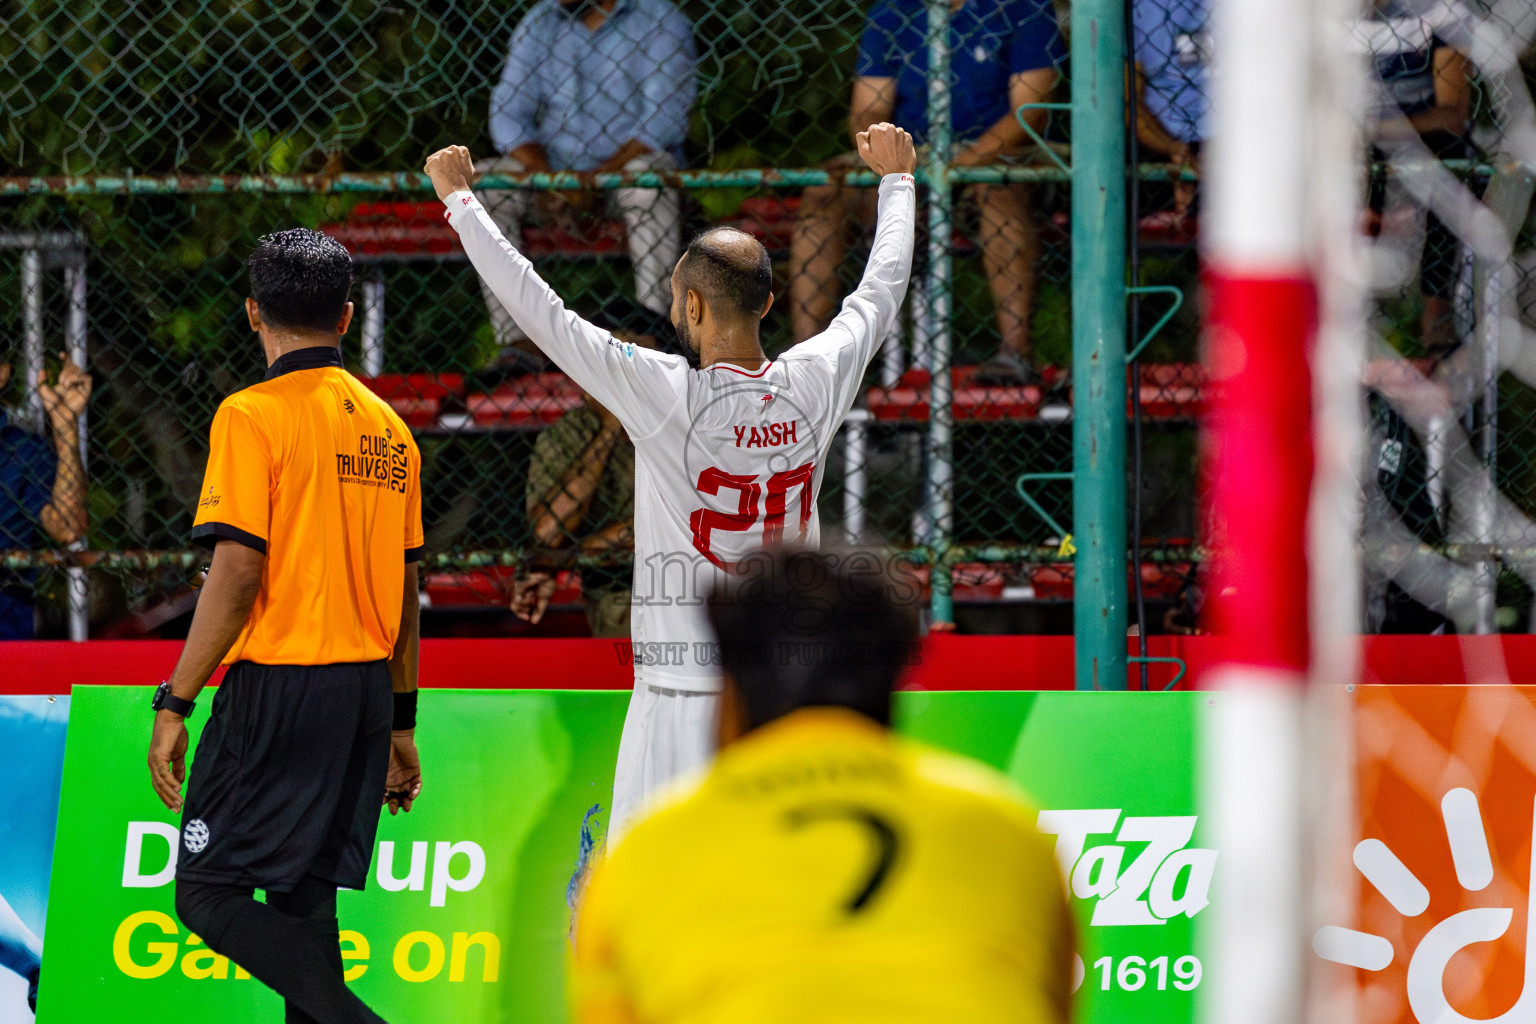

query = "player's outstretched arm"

[
  {"left": 846, "top": 124, "right": 917, "bottom": 340},
  {"left": 424, "top": 146, "right": 680, "bottom": 437},
  {"left": 791, "top": 124, "right": 917, "bottom": 405}
]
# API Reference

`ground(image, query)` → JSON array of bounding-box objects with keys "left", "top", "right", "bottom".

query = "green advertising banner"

[{"left": 41, "top": 687, "right": 1208, "bottom": 1024}]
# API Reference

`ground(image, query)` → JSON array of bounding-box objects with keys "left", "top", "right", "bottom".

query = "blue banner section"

[{"left": 0, "top": 696, "right": 69, "bottom": 1024}]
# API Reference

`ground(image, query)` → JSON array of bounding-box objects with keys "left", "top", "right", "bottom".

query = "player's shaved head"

[
  {"left": 677, "top": 227, "right": 773, "bottom": 319},
  {"left": 708, "top": 549, "right": 919, "bottom": 732}
]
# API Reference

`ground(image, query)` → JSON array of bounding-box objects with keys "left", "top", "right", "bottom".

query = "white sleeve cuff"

[
  {"left": 880, "top": 172, "right": 917, "bottom": 190},
  {"left": 442, "top": 190, "right": 480, "bottom": 225}
]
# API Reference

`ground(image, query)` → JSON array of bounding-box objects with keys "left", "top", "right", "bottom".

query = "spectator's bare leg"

[
  {"left": 473, "top": 155, "right": 532, "bottom": 348},
  {"left": 789, "top": 184, "right": 855, "bottom": 343},
  {"left": 614, "top": 151, "right": 683, "bottom": 318},
  {"left": 1422, "top": 295, "right": 1455, "bottom": 356},
  {"left": 976, "top": 182, "right": 1037, "bottom": 362}
]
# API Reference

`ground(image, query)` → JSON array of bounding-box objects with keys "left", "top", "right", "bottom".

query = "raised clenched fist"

[
  {"left": 37, "top": 353, "right": 92, "bottom": 427},
  {"left": 855, "top": 123, "right": 917, "bottom": 178},
  {"left": 424, "top": 145, "right": 476, "bottom": 201}
]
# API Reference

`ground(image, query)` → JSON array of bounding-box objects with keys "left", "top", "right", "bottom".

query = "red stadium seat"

[
  {"left": 1133, "top": 362, "right": 1207, "bottom": 418},
  {"left": 358, "top": 373, "right": 466, "bottom": 427},
  {"left": 521, "top": 219, "right": 627, "bottom": 257},
  {"left": 724, "top": 196, "right": 800, "bottom": 251},
  {"left": 466, "top": 373, "right": 584, "bottom": 428},
  {"left": 320, "top": 201, "right": 627, "bottom": 260},
  {"left": 322, "top": 202, "right": 463, "bottom": 257},
  {"left": 423, "top": 567, "right": 583, "bottom": 608},
  {"left": 866, "top": 364, "right": 1208, "bottom": 422},
  {"left": 867, "top": 366, "right": 1051, "bottom": 422}
]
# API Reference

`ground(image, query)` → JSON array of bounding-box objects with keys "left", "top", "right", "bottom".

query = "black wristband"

[
  {"left": 393, "top": 690, "right": 418, "bottom": 731},
  {"left": 152, "top": 681, "right": 196, "bottom": 719}
]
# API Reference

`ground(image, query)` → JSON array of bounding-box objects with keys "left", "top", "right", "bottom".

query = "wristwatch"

[{"left": 152, "top": 681, "right": 197, "bottom": 719}]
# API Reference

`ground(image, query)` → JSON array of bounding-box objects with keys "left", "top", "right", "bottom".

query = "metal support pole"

[
  {"left": 1472, "top": 261, "right": 1501, "bottom": 633},
  {"left": 1466, "top": 167, "right": 1532, "bottom": 633},
  {"left": 21, "top": 249, "right": 44, "bottom": 434},
  {"left": 65, "top": 259, "right": 89, "bottom": 642},
  {"left": 842, "top": 409, "right": 870, "bottom": 544},
  {"left": 884, "top": 311, "right": 905, "bottom": 388},
  {"left": 923, "top": 0, "right": 954, "bottom": 626},
  {"left": 361, "top": 272, "right": 385, "bottom": 377},
  {"left": 1071, "top": 0, "right": 1129, "bottom": 688}
]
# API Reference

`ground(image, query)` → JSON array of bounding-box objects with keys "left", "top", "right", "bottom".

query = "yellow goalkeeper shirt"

[{"left": 572, "top": 708, "right": 1075, "bottom": 1024}]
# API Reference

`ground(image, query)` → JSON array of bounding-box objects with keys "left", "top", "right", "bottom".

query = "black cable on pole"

[{"left": 1125, "top": 0, "right": 1150, "bottom": 689}]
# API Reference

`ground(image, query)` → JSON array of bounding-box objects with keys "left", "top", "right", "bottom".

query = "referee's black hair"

[
  {"left": 678, "top": 227, "right": 773, "bottom": 319},
  {"left": 247, "top": 229, "right": 354, "bottom": 333},
  {"left": 707, "top": 548, "right": 920, "bottom": 731}
]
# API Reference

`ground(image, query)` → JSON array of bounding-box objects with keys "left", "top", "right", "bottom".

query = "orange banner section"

[{"left": 1322, "top": 686, "right": 1536, "bottom": 1024}]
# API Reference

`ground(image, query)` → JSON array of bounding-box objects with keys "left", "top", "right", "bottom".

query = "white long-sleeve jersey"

[{"left": 444, "top": 173, "right": 916, "bottom": 691}]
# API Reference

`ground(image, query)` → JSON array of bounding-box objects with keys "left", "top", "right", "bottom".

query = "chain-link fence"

[
  {"left": 14, "top": 0, "right": 1529, "bottom": 642},
  {"left": 1345, "top": 0, "right": 1536, "bottom": 638},
  {"left": 0, "top": 0, "right": 1102, "bottom": 641}
]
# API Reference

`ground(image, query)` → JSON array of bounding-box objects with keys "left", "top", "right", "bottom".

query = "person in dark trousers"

[{"left": 145, "top": 230, "right": 425, "bottom": 1024}]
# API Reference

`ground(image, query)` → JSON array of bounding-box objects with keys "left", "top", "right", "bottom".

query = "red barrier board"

[{"left": 6, "top": 634, "right": 1536, "bottom": 694}]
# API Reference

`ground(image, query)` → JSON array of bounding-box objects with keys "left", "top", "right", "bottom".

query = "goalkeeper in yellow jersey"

[{"left": 572, "top": 549, "right": 1075, "bottom": 1024}]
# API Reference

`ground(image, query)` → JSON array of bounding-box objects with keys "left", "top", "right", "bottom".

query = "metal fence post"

[
  {"left": 65, "top": 257, "right": 90, "bottom": 641},
  {"left": 1071, "top": 0, "right": 1129, "bottom": 688},
  {"left": 361, "top": 272, "right": 386, "bottom": 377},
  {"left": 21, "top": 249, "right": 44, "bottom": 435},
  {"left": 924, "top": 0, "right": 955, "bottom": 627}
]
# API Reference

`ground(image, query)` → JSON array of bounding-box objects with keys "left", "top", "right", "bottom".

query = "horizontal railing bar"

[
  {"left": 0, "top": 158, "right": 1505, "bottom": 196},
  {"left": 0, "top": 230, "right": 86, "bottom": 250},
  {"left": 0, "top": 163, "right": 1212, "bottom": 196},
  {"left": 1, "top": 544, "right": 1204, "bottom": 571},
  {"left": 23, "top": 541, "right": 1531, "bottom": 572}
]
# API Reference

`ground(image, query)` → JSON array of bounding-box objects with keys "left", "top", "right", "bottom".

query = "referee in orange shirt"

[{"left": 145, "top": 229, "right": 424, "bottom": 1024}]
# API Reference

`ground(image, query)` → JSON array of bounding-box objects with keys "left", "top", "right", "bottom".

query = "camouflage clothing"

[{"left": 527, "top": 405, "right": 635, "bottom": 637}]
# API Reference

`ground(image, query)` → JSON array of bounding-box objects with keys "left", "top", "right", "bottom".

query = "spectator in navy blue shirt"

[
  {"left": 789, "top": 0, "right": 1064, "bottom": 385},
  {"left": 0, "top": 355, "right": 91, "bottom": 639},
  {"left": 476, "top": 0, "right": 697, "bottom": 365}
]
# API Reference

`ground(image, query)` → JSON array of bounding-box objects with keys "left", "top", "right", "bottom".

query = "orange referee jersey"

[{"left": 191, "top": 346, "right": 424, "bottom": 666}]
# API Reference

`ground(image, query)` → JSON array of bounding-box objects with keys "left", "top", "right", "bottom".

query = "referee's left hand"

[
  {"left": 386, "top": 730, "right": 423, "bottom": 815},
  {"left": 148, "top": 711, "right": 189, "bottom": 812}
]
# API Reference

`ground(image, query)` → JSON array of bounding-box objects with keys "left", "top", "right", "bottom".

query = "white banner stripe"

[
  {"left": 1352, "top": 838, "right": 1430, "bottom": 917},
  {"left": 1442, "top": 788, "right": 1495, "bottom": 892},
  {"left": 1312, "top": 926, "right": 1394, "bottom": 971}
]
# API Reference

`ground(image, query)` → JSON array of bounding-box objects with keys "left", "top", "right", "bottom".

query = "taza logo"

[{"left": 1037, "top": 809, "right": 1218, "bottom": 925}]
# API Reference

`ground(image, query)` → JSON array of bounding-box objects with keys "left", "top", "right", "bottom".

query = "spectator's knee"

[
  {"left": 798, "top": 184, "right": 847, "bottom": 221},
  {"left": 976, "top": 183, "right": 1030, "bottom": 218}
]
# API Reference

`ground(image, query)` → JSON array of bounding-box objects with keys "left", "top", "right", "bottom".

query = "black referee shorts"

[{"left": 176, "top": 660, "right": 392, "bottom": 893}]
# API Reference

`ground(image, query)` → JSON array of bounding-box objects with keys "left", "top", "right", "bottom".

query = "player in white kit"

[{"left": 425, "top": 124, "right": 917, "bottom": 836}]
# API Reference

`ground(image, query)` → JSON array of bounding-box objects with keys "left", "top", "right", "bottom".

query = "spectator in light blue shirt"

[
  {"left": 1132, "top": 0, "right": 1208, "bottom": 236},
  {"left": 1133, "top": 0, "right": 1209, "bottom": 159},
  {"left": 476, "top": 0, "right": 697, "bottom": 356}
]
